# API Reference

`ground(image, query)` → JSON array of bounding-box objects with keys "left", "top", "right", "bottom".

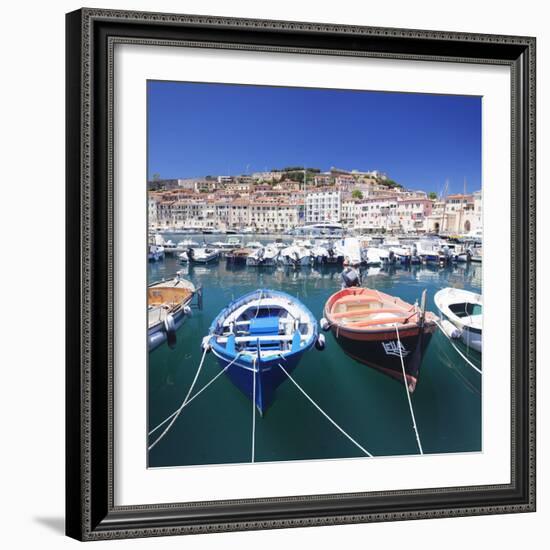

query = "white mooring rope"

[
  {"left": 148, "top": 349, "right": 243, "bottom": 437},
  {"left": 278, "top": 363, "right": 373, "bottom": 457},
  {"left": 434, "top": 320, "right": 482, "bottom": 374},
  {"left": 148, "top": 346, "right": 210, "bottom": 451},
  {"left": 394, "top": 324, "right": 424, "bottom": 455}
]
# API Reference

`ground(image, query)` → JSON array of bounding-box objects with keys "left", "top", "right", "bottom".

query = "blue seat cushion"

[{"left": 249, "top": 316, "right": 279, "bottom": 335}]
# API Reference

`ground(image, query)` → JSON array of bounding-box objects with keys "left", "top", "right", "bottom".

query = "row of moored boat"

[
  {"left": 148, "top": 269, "right": 482, "bottom": 414},
  {"left": 149, "top": 235, "right": 482, "bottom": 267}
]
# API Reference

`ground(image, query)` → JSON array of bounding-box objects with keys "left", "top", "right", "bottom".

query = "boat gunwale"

[
  {"left": 208, "top": 288, "right": 318, "bottom": 360},
  {"left": 324, "top": 287, "right": 438, "bottom": 335}
]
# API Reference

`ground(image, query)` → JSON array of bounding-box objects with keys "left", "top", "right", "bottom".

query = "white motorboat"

[
  {"left": 148, "top": 244, "right": 165, "bottom": 262},
  {"left": 323, "top": 241, "right": 344, "bottom": 264},
  {"left": 177, "top": 238, "right": 200, "bottom": 249},
  {"left": 364, "top": 247, "right": 383, "bottom": 266},
  {"left": 292, "top": 239, "right": 313, "bottom": 249},
  {"left": 217, "top": 237, "right": 242, "bottom": 250},
  {"left": 186, "top": 247, "right": 220, "bottom": 264},
  {"left": 341, "top": 237, "right": 363, "bottom": 267},
  {"left": 279, "top": 245, "right": 312, "bottom": 266},
  {"left": 367, "top": 247, "right": 390, "bottom": 264},
  {"left": 434, "top": 287, "right": 482, "bottom": 353},
  {"left": 470, "top": 246, "right": 483, "bottom": 263},
  {"left": 388, "top": 246, "right": 412, "bottom": 264},
  {"left": 416, "top": 239, "right": 445, "bottom": 264},
  {"left": 310, "top": 245, "right": 329, "bottom": 264},
  {"left": 246, "top": 245, "right": 280, "bottom": 266}
]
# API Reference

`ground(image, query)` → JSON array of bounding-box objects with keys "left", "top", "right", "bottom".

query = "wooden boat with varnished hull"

[{"left": 322, "top": 287, "right": 438, "bottom": 391}]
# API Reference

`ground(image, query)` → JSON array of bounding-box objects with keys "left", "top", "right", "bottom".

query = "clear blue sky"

[{"left": 147, "top": 80, "right": 481, "bottom": 195}]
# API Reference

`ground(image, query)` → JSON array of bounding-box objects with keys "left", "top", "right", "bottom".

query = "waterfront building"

[
  {"left": 146, "top": 167, "right": 481, "bottom": 236},
  {"left": 148, "top": 194, "right": 159, "bottom": 226},
  {"left": 305, "top": 188, "right": 341, "bottom": 224},
  {"left": 395, "top": 198, "right": 433, "bottom": 233},
  {"left": 426, "top": 193, "right": 481, "bottom": 235}
]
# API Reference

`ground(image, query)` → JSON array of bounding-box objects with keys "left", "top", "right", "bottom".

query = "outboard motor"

[
  {"left": 388, "top": 250, "right": 396, "bottom": 265},
  {"left": 187, "top": 247, "right": 195, "bottom": 261},
  {"left": 341, "top": 266, "right": 361, "bottom": 288}
]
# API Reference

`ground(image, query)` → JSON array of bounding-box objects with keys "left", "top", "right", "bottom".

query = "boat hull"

[
  {"left": 328, "top": 323, "right": 435, "bottom": 391},
  {"left": 438, "top": 311, "right": 482, "bottom": 353},
  {"left": 246, "top": 256, "right": 278, "bottom": 267},
  {"left": 213, "top": 349, "right": 304, "bottom": 414},
  {"left": 225, "top": 254, "right": 248, "bottom": 266},
  {"left": 190, "top": 254, "right": 219, "bottom": 264},
  {"left": 279, "top": 256, "right": 312, "bottom": 266},
  {"left": 148, "top": 307, "right": 190, "bottom": 351}
]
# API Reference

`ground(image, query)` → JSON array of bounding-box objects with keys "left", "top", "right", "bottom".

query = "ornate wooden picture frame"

[{"left": 66, "top": 8, "right": 536, "bottom": 541}]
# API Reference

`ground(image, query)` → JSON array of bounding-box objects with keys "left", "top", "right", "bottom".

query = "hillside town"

[{"left": 148, "top": 166, "right": 482, "bottom": 236}]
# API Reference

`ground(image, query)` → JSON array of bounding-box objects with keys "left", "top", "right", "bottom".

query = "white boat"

[
  {"left": 218, "top": 237, "right": 242, "bottom": 250},
  {"left": 367, "top": 247, "right": 390, "bottom": 264},
  {"left": 434, "top": 287, "right": 482, "bottom": 353},
  {"left": 364, "top": 247, "right": 383, "bottom": 266},
  {"left": 388, "top": 246, "right": 412, "bottom": 264},
  {"left": 279, "top": 245, "right": 312, "bottom": 266},
  {"left": 186, "top": 247, "right": 220, "bottom": 264},
  {"left": 416, "top": 239, "right": 445, "bottom": 264},
  {"left": 148, "top": 244, "right": 164, "bottom": 262},
  {"left": 245, "top": 241, "right": 263, "bottom": 249},
  {"left": 151, "top": 234, "right": 179, "bottom": 254},
  {"left": 341, "top": 237, "right": 363, "bottom": 267},
  {"left": 177, "top": 238, "right": 200, "bottom": 249},
  {"left": 292, "top": 239, "right": 313, "bottom": 249},
  {"left": 324, "top": 241, "right": 344, "bottom": 264},
  {"left": 470, "top": 247, "right": 483, "bottom": 263},
  {"left": 246, "top": 245, "right": 280, "bottom": 266},
  {"left": 309, "top": 245, "right": 329, "bottom": 264},
  {"left": 268, "top": 239, "right": 288, "bottom": 250}
]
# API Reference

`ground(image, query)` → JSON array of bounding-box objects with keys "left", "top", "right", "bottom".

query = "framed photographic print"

[{"left": 66, "top": 8, "right": 536, "bottom": 541}]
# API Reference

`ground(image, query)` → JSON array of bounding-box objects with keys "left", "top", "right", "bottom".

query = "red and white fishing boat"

[{"left": 321, "top": 287, "right": 438, "bottom": 392}]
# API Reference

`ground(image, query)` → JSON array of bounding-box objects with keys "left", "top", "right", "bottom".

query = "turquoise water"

[{"left": 148, "top": 236, "right": 482, "bottom": 468}]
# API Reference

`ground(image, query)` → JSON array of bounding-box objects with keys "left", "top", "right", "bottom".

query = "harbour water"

[{"left": 148, "top": 235, "right": 482, "bottom": 468}]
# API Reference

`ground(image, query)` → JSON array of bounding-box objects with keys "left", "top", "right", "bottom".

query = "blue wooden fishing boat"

[{"left": 205, "top": 289, "right": 324, "bottom": 414}]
